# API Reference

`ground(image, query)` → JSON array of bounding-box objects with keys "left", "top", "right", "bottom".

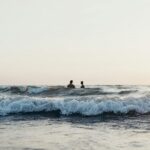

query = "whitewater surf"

[{"left": 0, "top": 85, "right": 150, "bottom": 117}]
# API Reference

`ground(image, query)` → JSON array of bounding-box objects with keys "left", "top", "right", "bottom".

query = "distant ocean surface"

[{"left": 0, "top": 85, "right": 150, "bottom": 150}]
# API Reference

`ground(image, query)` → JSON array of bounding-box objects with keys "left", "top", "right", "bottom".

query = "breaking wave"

[
  {"left": 0, "top": 95, "right": 150, "bottom": 116},
  {"left": 0, "top": 85, "right": 150, "bottom": 117}
]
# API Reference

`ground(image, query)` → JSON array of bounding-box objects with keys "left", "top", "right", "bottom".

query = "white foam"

[
  {"left": 27, "top": 87, "right": 49, "bottom": 94},
  {"left": 0, "top": 95, "right": 150, "bottom": 116}
]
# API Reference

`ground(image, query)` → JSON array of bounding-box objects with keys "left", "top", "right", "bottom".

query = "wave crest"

[{"left": 0, "top": 96, "right": 150, "bottom": 116}]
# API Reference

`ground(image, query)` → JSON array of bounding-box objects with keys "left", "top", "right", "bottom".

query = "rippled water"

[
  {"left": 1, "top": 115, "right": 150, "bottom": 150},
  {"left": 0, "top": 85, "right": 150, "bottom": 150}
]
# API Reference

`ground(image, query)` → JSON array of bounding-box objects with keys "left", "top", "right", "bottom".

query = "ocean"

[{"left": 0, "top": 85, "right": 150, "bottom": 150}]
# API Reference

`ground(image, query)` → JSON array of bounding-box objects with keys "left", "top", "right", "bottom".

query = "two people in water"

[{"left": 67, "top": 80, "right": 85, "bottom": 89}]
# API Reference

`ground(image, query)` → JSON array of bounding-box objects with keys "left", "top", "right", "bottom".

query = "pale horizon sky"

[{"left": 0, "top": 0, "right": 150, "bottom": 85}]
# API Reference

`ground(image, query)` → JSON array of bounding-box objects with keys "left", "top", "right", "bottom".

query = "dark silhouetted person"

[
  {"left": 67, "top": 80, "right": 75, "bottom": 88},
  {"left": 80, "top": 81, "right": 85, "bottom": 88}
]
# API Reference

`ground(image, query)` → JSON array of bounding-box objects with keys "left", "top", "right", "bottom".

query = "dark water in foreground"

[{"left": 0, "top": 85, "right": 150, "bottom": 150}]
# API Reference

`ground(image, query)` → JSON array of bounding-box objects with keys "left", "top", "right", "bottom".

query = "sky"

[{"left": 0, "top": 0, "right": 150, "bottom": 85}]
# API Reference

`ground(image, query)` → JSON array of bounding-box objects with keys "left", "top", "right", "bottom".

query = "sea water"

[{"left": 0, "top": 85, "right": 150, "bottom": 150}]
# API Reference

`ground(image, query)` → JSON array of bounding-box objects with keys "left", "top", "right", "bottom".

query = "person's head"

[
  {"left": 70, "top": 80, "right": 73, "bottom": 84},
  {"left": 81, "top": 81, "right": 84, "bottom": 85}
]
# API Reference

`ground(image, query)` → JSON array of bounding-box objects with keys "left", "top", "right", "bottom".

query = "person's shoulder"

[
  {"left": 71, "top": 84, "right": 75, "bottom": 88},
  {"left": 67, "top": 84, "right": 71, "bottom": 88},
  {"left": 67, "top": 84, "right": 75, "bottom": 88},
  {"left": 81, "top": 85, "right": 85, "bottom": 88}
]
